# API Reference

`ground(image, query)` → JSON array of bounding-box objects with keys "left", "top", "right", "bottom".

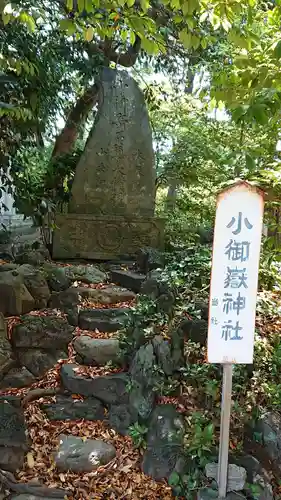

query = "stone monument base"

[{"left": 52, "top": 214, "right": 165, "bottom": 260}]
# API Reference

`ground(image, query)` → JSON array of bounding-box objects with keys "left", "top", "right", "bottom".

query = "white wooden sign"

[{"left": 207, "top": 181, "right": 264, "bottom": 364}]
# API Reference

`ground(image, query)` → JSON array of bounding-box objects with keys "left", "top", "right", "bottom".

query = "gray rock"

[
  {"left": 108, "top": 404, "right": 137, "bottom": 436},
  {"left": 136, "top": 247, "right": 164, "bottom": 274},
  {"left": 129, "top": 344, "right": 157, "bottom": 387},
  {"left": 41, "top": 395, "right": 105, "bottom": 421},
  {"left": 11, "top": 496, "right": 61, "bottom": 500},
  {"left": 142, "top": 404, "right": 185, "bottom": 480},
  {"left": 14, "top": 241, "right": 50, "bottom": 266},
  {"left": 65, "top": 265, "right": 106, "bottom": 284},
  {"left": 0, "top": 395, "right": 21, "bottom": 407},
  {"left": 139, "top": 277, "right": 159, "bottom": 299},
  {"left": 74, "top": 336, "right": 120, "bottom": 365},
  {"left": 0, "top": 313, "right": 14, "bottom": 373},
  {"left": 179, "top": 319, "right": 208, "bottom": 346},
  {"left": 17, "top": 349, "right": 67, "bottom": 378},
  {"left": 140, "top": 271, "right": 171, "bottom": 299},
  {"left": 0, "top": 366, "right": 35, "bottom": 389},
  {"left": 0, "top": 263, "right": 18, "bottom": 272},
  {"left": 43, "top": 264, "right": 71, "bottom": 292},
  {"left": 60, "top": 364, "right": 129, "bottom": 404},
  {"left": 0, "top": 446, "right": 26, "bottom": 472},
  {"left": 78, "top": 307, "right": 129, "bottom": 332},
  {"left": 194, "top": 300, "right": 208, "bottom": 320},
  {"left": 252, "top": 475, "right": 274, "bottom": 500},
  {"left": 152, "top": 335, "right": 174, "bottom": 375},
  {"left": 54, "top": 434, "right": 116, "bottom": 472},
  {"left": 12, "top": 315, "right": 74, "bottom": 349},
  {"left": 156, "top": 292, "right": 175, "bottom": 315},
  {"left": 49, "top": 288, "right": 79, "bottom": 326},
  {"left": 77, "top": 285, "right": 135, "bottom": 305},
  {"left": 0, "top": 401, "right": 27, "bottom": 449},
  {"left": 129, "top": 344, "right": 159, "bottom": 419},
  {"left": 171, "top": 329, "right": 184, "bottom": 367},
  {"left": 205, "top": 463, "right": 247, "bottom": 492},
  {"left": 16, "top": 264, "right": 50, "bottom": 309},
  {"left": 69, "top": 68, "right": 156, "bottom": 218},
  {"left": 129, "top": 383, "right": 155, "bottom": 420},
  {"left": 0, "top": 271, "right": 35, "bottom": 316},
  {"left": 197, "top": 490, "right": 246, "bottom": 500},
  {"left": 253, "top": 412, "right": 281, "bottom": 468},
  {"left": 14, "top": 249, "right": 48, "bottom": 266},
  {"left": 110, "top": 269, "right": 145, "bottom": 293},
  {"left": 230, "top": 454, "right": 262, "bottom": 483}
]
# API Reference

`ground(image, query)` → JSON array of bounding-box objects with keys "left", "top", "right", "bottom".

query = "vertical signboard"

[{"left": 208, "top": 181, "right": 264, "bottom": 364}]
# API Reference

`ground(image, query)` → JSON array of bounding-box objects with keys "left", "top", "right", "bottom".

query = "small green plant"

[
  {"left": 128, "top": 423, "right": 148, "bottom": 449},
  {"left": 184, "top": 412, "right": 215, "bottom": 466}
]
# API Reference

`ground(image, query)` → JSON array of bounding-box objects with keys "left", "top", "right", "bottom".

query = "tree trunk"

[{"left": 51, "top": 82, "right": 99, "bottom": 158}]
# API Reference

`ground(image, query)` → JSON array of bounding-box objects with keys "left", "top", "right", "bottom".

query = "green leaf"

[
  {"left": 60, "top": 18, "right": 76, "bottom": 35},
  {"left": 252, "top": 104, "right": 268, "bottom": 125},
  {"left": 140, "top": 0, "right": 149, "bottom": 11},
  {"left": 2, "top": 12, "right": 11, "bottom": 25},
  {"left": 179, "top": 30, "right": 192, "bottom": 48},
  {"left": 191, "top": 34, "right": 200, "bottom": 49},
  {"left": 121, "top": 29, "right": 128, "bottom": 42},
  {"left": 273, "top": 40, "right": 281, "bottom": 59},
  {"left": 130, "top": 31, "right": 136, "bottom": 44},
  {"left": 231, "top": 105, "right": 248, "bottom": 122},
  {"left": 85, "top": 26, "right": 94, "bottom": 41},
  {"left": 84, "top": 0, "right": 94, "bottom": 11},
  {"left": 228, "top": 30, "right": 250, "bottom": 50},
  {"left": 168, "top": 471, "right": 180, "bottom": 486},
  {"left": 127, "top": 0, "right": 135, "bottom": 5},
  {"left": 246, "top": 153, "right": 255, "bottom": 170},
  {"left": 77, "top": 0, "right": 85, "bottom": 11},
  {"left": 66, "top": 0, "right": 73, "bottom": 9},
  {"left": 174, "top": 15, "right": 182, "bottom": 24},
  {"left": 201, "top": 38, "right": 208, "bottom": 49},
  {"left": 184, "top": 0, "right": 199, "bottom": 15},
  {"left": 29, "top": 93, "right": 37, "bottom": 111},
  {"left": 199, "top": 11, "right": 208, "bottom": 23},
  {"left": 141, "top": 37, "right": 159, "bottom": 54},
  {"left": 19, "top": 12, "right": 35, "bottom": 32},
  {"left": 186, "top": 17, "right": 194, "bottom": 30}
]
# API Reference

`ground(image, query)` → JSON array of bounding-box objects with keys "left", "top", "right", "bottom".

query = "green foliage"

[
  {"left": 10, "top": 146, "right": 82, "bottom": 232},
  {"left": 128, "top": 422, "right": 148, "bottom": 449}
]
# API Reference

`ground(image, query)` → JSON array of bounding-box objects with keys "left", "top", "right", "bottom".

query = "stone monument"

[{"left": 52, "top": 68, "right": 164, "bottom": 260}]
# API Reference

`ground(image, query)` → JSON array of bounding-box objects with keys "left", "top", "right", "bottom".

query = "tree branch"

[
  {"left": 0, "top": 469, "right": 69, "bottom": 498},
  {"left": 52, "top": 82, "right": 100, "bottom": 158},
  {"left": 86, "top": 36, "right": 141, "bottom": 68}
]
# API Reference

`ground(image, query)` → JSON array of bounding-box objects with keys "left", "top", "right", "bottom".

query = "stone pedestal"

[
  {"left": 52, "top": 214, "right": 164, "bottom": 260},
  {"left": 52, "top": 68, "right": 164, "bottom": 260}
]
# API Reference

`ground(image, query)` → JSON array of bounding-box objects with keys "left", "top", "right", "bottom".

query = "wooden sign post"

[{"left": 207, "top": 181, "right": 264, "bottom": 498}]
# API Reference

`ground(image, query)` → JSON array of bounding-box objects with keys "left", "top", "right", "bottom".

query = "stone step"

[
  {"left": 109, "top": 269, "right": 146, "bottom": 293},
  {"left": 78, "top": 307, "right": 129, "bottom": 332},
  {"left": 74, "top": 336, "right": 120, "bottom": 365},
  {"left": 54, "top": 434, "right": 116, "bottom": 473},
  {"left": 60, "top": 364, "right": 129, "bottom": 404},
  {"left": 41, "top": 394, "right": 105, "bottom": 421},
  {"left": 76, "top": 285, "right": 135, "bottom": 304}
]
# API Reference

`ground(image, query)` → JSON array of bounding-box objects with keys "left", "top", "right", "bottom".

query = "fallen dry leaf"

[{"left": 26, "top": 452, "right": 35, "bottom": 468}]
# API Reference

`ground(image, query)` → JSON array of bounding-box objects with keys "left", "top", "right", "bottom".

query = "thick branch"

[
  {"left": 0, "top": 469, "right": 69, "bottom": 498},
  {"left": 52, "top": 82, "right": 99, "bottom": 158},
  {"left": 86, "top": 36, "right": 141, "bottom": 68}
]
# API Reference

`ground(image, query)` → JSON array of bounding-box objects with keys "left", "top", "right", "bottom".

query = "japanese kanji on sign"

[{"left": 208, "top": 181, "right": 264, "bottom": 364}]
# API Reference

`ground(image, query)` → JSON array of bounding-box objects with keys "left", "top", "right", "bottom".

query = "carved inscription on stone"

[
  {"left": 53, "top": 215, "right": 164, "bottom": 260},
  {"left": 70, "top": 68, "right": 156, "bottom": 217}
]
